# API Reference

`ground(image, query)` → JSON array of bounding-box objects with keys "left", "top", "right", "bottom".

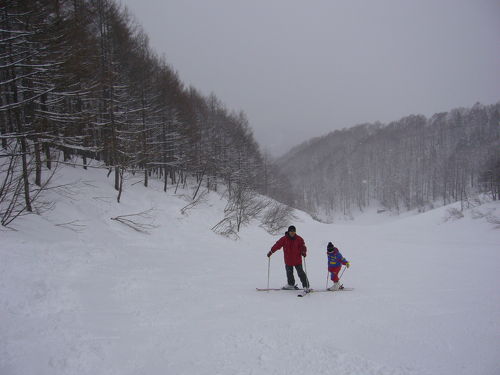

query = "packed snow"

[{"left": 1, "top": 163, "right": 499, "bottom": 375}]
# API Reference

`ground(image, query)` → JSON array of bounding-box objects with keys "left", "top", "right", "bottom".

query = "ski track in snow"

[{"left": 1, "top": 165, "right": 499, "bottom": 375}]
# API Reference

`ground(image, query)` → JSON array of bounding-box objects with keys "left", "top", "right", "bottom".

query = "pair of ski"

[
  {"left": 256, "top": 286, "right": 353, "bottom": 297},
  {"left": 296, "top": 288, "right": 354, "bottom": 297}
]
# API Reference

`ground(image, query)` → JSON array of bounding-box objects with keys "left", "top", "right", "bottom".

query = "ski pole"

[
  {"left": 267, "top": 257, "right": 270, "bottom": 291},
  {"left": 338, "top": 265, "right": 347, "bottom": 284},
  {"left": 303, "top": 256, "right": 310, "bottom": 289}
]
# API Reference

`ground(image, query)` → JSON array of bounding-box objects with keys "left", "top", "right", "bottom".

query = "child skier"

[{"left": 326, "top": 242, "right": 350, "bottom": 290}]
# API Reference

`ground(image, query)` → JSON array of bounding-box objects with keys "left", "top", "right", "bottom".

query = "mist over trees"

[
  {"left": 0, "top": 0, "right": 290, "bottom": 228},
  {"left": 277, "top": 103, "right": 500, "bottom": 221},
  {"left": 1, "top": 1, "right": 498, "bottom": 229}
]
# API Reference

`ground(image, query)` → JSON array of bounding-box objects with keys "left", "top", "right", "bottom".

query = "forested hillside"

[
  {"left": 2, "top": 1, "right": 498, "bottom": 228},
  {"left": 0, "top": 0, "right": 290, "bottom": 227},
  {"left": 278, "top": 102, "right": 500, "bottom": 221}
]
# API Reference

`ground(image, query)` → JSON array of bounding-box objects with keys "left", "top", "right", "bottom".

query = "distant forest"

[
  {"left": 278, "top": 103, "right": 500, "bottom": 221},
  {"left": 1, "top": 1, "right": 498, "bottom": 228}
]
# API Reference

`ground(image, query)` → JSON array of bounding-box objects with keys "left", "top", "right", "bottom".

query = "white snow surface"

[{"left": 1, "top": 165, "right": 499, "bottom": 375}]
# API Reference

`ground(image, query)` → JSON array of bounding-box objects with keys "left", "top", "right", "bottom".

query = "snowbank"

[{"left": 1, "top": 164, "right": 499, "bottom": 375}]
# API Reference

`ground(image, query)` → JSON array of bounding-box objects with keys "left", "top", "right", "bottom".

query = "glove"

[
  {"left": 267, "top": 251, "right": 273, "bottom": 257},
  {"left": 345, "top": 262, "right": 350, "bottom": 268},
  {"left": 301, "top": 251, "right": 307, "bottom": 257}
]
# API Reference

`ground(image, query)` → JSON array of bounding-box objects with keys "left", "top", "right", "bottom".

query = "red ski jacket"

[{"left": 270, "top": 232, "right": 307, "bottom": 266}]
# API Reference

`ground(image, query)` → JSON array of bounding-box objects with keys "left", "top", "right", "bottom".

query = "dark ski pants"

[{"left": 285, "top": 264, "right": 309, "bottom": 288}]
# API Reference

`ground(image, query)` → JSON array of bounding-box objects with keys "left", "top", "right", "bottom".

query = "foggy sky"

[{"left": 119, "top": 0, "right": 500, "bottom": 157}]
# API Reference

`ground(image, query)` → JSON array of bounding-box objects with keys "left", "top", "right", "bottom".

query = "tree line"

[
  {"left": 3, "top": 1, "right": 497, "bottom": 229},
  {"left": 0, "top": 0, "right": 292, "bottom": 228},
  {"left": 277, "top": 102, "right": 500, "bottom": 221}
]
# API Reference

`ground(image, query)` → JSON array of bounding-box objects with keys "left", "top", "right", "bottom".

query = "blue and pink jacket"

[{"left": 327, "top": 248, "right": 348, "bottom": 269}]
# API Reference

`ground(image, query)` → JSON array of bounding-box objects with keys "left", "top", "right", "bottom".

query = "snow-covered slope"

[{"left": 1, "top": 165, "right": 499, "bottom": 375}]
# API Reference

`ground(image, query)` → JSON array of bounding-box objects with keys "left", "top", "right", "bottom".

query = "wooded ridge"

[{"left": 277, "top": 103, "right": 500, "bottom": 221}]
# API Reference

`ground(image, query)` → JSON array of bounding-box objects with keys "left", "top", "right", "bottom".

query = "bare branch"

[
  {"left": 55, "top": 220, "right": 86, "bottom": 233},
  {"left": 110, "top": 208, "right": 158, "bottom": 234}
]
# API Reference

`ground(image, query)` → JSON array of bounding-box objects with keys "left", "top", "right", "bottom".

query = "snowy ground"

[{"left": 1, "top": 164, "right": 499, "bottom": 375}]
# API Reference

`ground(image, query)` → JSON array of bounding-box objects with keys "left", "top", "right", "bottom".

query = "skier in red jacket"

[{"left": 267, "top": 225, "right": 310, "bottom": 290}]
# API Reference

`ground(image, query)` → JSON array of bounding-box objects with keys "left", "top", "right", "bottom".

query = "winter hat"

[
  {"left": 327, "top": 242, "right": 335, "bottom": 252},
  {"left": 288, "top": 225, "right": 296, "bottom": 233}
]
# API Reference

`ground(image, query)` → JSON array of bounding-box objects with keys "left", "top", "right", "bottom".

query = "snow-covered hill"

[{"left": 1, "top": 164, "right": 499, "bottom": 375}]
